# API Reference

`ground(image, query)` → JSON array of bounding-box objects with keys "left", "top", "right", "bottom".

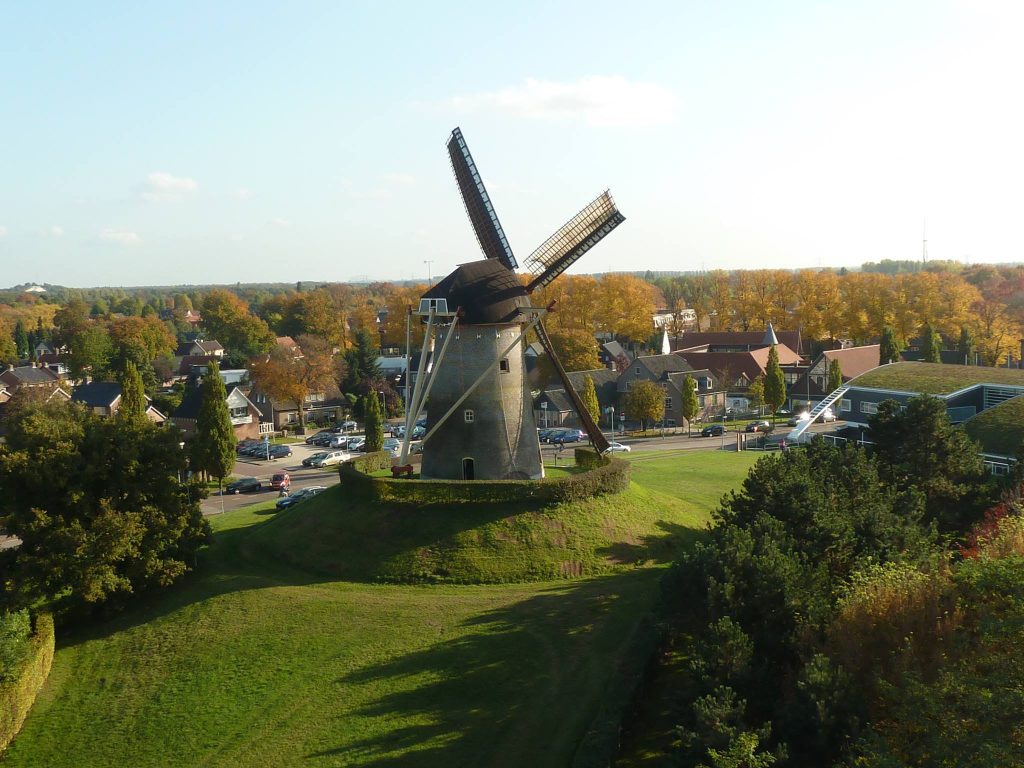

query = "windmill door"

[{"left": 462, "top": 458, "right": 475, "bottom": 480}]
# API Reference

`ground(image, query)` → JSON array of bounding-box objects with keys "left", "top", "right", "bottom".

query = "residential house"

[
  {"left": 615, "top": 354, "right": 726, "bottom": 427},
  {"left": 36, "top": 352, "right": 69, "bottom": 377},
  {"left": 249, "top": 388, "right": 345, "bottom": 431},
  {"left": 33, "top": 341, "right": 54, "bottom": 359},
  {"left": 177, "top": 355, "right": 219, "bottom": 379},
  {"left": 71, "top": 381, "right": 167, "bottom": 423},
  {"left": 175, "top": 339, "right": 224, "bottom": 358},
  {"left": 676, "top": 343, "right": 802, "bottom": 391},
  {"left": 598, "top": 340, "right": 631, "bottom": 371},
  {"left": 1, "top": 364, "right": 61, "bottom": 391},
  {"left": 183, "top": 309, "right": 202, "bottom": 327},
  {"left": 534, "top": 368, "right": 619, "bottom": 429},
  {"left": 171, "top": 385, "right": 262, "bottom": 440},
  {"left": 790, "top": 344, "right": 881, "bottom": 410}
]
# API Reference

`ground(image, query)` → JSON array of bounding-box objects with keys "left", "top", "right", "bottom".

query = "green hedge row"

[
  {"left": 339, "top": 449, "right": 630, "bottom": 507},
  {"left": 347, "top": 451, "right": 393, "bottom": 474},
  {"left": 1, "top": 613, "right": 54, "bottom": 754}
]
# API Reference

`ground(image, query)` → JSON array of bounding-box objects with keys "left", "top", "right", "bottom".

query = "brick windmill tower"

[{"left": 400, "top": 128, "right": 625, "bottom": 481}]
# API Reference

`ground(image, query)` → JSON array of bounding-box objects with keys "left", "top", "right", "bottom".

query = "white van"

[{"left": 311, "top": 450, "right": 350, "bottom": 468}]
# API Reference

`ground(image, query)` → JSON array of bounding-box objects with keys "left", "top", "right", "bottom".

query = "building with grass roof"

[{"left": 841, "top": 362, "right": 1024, "bottom": 425}]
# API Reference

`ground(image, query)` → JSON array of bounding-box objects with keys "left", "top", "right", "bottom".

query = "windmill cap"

[{"left": 422, "top": 259, "right": 529, "bottom": 325}]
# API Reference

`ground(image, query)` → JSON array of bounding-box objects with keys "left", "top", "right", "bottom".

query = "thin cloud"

[
  {"left": 235, "top": 187, "right": 253, "bottom": 200},
  {"left": 342, "top": 173, "right": 417, "bottom": 199},
  {"left": 100, "top": 228, "right": 143, "bottom": 246},
  {"left": 270, "top": 217, "right": 291, "bottom": 228},
  {"left": 0, "top": 226, "right": 7, "bottom": 237},
  {"left": 446, "top": 76, "right": 676, "bottom": 126},
  {"left": 50, "top": 225, "right": 64, "bottom": 237},
  {"left": 142, "top": 172, "right": 199, "bottom": 201}
]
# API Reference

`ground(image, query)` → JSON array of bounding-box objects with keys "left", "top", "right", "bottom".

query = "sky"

[{"left": 2, "top": 1, "right": 1023, "bottom": 288}]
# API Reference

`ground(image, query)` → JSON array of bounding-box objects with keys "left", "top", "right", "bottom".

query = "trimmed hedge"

[
  {"left": 339, "top": 450, "right": 630, "bottom": 507},
  {"left": 1, "top": 613, "right": 54, "bottom": 754},
  {"left": 347, "top": 451, "right": 393, "bottom": 474}
]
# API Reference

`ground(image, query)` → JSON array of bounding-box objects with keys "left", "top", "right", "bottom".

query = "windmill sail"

[
  {"left": 534, "top": 318, "right": 611, "bottom": 453},
  {"left": 447, "top": 128, "right": 518, "bottom": 270},
  {"left": 525, "top": 191, "right": 625, "bottom": 293}
]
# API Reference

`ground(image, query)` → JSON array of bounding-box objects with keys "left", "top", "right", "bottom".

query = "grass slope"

[{"left": 3, "top": 452, "right": 759, "bottom": 768}]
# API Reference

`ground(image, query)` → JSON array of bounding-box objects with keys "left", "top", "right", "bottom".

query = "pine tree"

[
  {"left": 118, "top": 361, "right": 148, "bottom": 424},
  {"left": 363, "top": 393, "right": 384, "bottom": 453},
  {"left": 827, "top": 358, "right": 843, "bottom": 392},
  {"left": 13, "top": 320, "right": 29, "bottom": 359},
  {"left": 879, "top": 326, "right": 901, "bottom": 365},
  {"left": 764, "top": 345, "right": 786, "bottom": 415},
  {"left": 681, "top": 374, "right": 699, "bottom": 437},
  {"left": 193, "top": 361, "right": 236, "bottom": 489},
  {"left": 919, "top": 323, "right": 942, "bottom": 363},
  {"left": 957, "top": 327, "right": 976, "bottom": 365},
  {"left": 581, "top": 375, "right": 601, "bottom": 426}
]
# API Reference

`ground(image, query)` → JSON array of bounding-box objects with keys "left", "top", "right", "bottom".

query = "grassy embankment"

[{"left": 3, "top": 451, "right": 758, "bottom": 768}]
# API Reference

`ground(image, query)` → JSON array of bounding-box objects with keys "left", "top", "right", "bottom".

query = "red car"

[{"left": 271, "top": 472, "right": 291, "bottom": 491}]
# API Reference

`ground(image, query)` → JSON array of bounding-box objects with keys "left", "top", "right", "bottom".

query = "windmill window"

[
  {"left": 664, "top": 397, "right": 673, "bottom": 410},
  {"left": 635, "top": 366, "right": 641, "bottom": 375},
  {"left": 499, "top": 358, "right": 510, "bottom": 373},
  {"left": 464, "top": 410, "right": 475, "bottom": 423}
]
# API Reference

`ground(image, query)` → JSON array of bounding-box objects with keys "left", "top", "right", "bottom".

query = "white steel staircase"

[{"left": 787, "top": 386, "right": 849, "bottom": 442}]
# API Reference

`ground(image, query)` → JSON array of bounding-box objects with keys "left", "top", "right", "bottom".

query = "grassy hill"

[{"left": 3, "top": 451, "right": 759, "bottom": 768}]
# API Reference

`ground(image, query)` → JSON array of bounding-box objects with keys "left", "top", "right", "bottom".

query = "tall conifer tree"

[
  {"left": 194, "top": 361, "right": 236, "bottom": 488},
  {"left": 118, "top": 360, "right": 148, "bottom": 424},
  {"left": 764, "top": 345, "right": 786, "bottom": 414}
]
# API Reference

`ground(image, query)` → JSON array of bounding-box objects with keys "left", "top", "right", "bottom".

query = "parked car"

[
  {"left": 653, "top": 419, "right": 678, "bottom": 429},
  {"left": 310, "top": 450, "right": 350, "bottom": 468},
  {"left": 329, "top": 435, "right": 350, "bottom": 449},
  {"left": 226, "top": 477, "right": 262, "bottom": 494},
  {"left": 271, "top": 472, "right": 291, "bottom": 491},
  {"left": 302, "top": 451, "right": 330, "bottom": 468},
  {"left": 236, "top": 439, "right": 260, "bottom": 453},
  {"left": 347, "top": 437, "right": 366, "bottom": 452},
  {"left": 605, "top": 442, "right": 631, "bottom": 453},
  {"left": 305, "top": 430, "right": 332, "bottom": 445},
  {"left": 267, "top": 444, "right": 292, "bottom": 459},
  {"left": 701, "top": 424, "right": 726, "bottom": 437},
  {"left": 275, "top": 485, "right": 327, "bottom": 509},
  {"left": 745, "top": 420, "right": 772, "bottom": 433},
  {"left": 340, "top": 420, "right": 358, "bottom": 431}
]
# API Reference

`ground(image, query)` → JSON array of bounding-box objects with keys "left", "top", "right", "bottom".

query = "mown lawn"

[{"left": 3, "top": 453, "right": 758, "bottom": 768}]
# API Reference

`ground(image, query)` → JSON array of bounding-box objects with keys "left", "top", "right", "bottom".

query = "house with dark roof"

[
  {"left": 248, "top": 387, "right": 345, "bottom": 431},
  {"left": 175, "top": 339, "right": 224, "bottom": 358},
  {"left": 615, "top": 355, "right": 726, "bottom": 428},
  {"left": 598, "top": 340, "right": 631, "bottom": 371},
  {"left": 171, "top": 385, "right": 261, "bottom": 440},
  {"left": 533, "top": 368, "right": 619, "bottom": 428},
  {"left": 71, "top": 381, "right": 166, "bottom": 423},
  {"left": 790, "top": 345, "right": 881, "bottom": 409},
  {"left": 0, "top": 364, "right": 61, "bottom": 391},
  {"left": 675, "top": 343, "right": 803, "bottom": 397}
]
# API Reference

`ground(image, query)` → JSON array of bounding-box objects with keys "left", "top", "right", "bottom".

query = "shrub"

[
  {"left": 0, "top": 613, "right": 54, "bottom": 753},
  {"left": 830, "top": 561, "right": 957, "bottom": 682}
]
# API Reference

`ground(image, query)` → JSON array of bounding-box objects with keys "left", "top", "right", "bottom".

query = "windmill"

[{"left": 399, "top": 127, "right": 625, "bottom": 480}]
